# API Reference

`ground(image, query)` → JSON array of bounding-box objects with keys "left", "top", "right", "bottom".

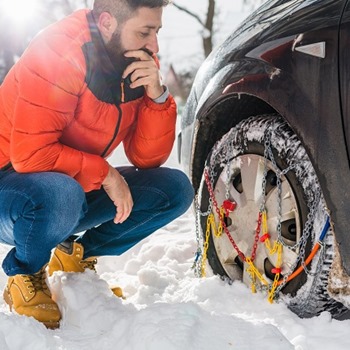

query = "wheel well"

[{"left": 191, "top": 94, "right": 275, "bottom": 191}]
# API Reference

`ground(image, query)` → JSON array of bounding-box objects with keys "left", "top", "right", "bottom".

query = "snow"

[
  {"left": 1, "top": 133, "right": 350, "bottom": 349},
  {"left": 1, "top": 1, "right": 350, "bottom": 349}
]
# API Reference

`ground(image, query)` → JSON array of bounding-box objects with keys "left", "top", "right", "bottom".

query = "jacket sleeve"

[
  {"left": 123, "top": 94, "right": 177, "bottom": 168},
  {"left": 10, "top": 31, "right": 109, "bottom": 192}
]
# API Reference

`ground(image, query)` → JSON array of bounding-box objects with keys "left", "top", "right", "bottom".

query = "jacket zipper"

[
  {"left": 101, "top": 103, "right": 122, "bottom": 157},
  {"left": 101, "top": 83, "right": 124, "bottom": 157}
]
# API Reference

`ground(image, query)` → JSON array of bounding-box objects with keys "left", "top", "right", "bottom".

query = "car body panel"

[
  {"left": 340, "top": 2, "right": 350, "bottom": 155},
  {"left": 180, "top": 0, "right": 350, "bottom": 273}
]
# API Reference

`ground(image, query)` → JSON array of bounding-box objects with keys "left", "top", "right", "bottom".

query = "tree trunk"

[
  {"left": 173, "top": 0, "right": 216, "bottom": 58},
  {"left": 203, "top": 0, "right": 215, "bottom": 57}
]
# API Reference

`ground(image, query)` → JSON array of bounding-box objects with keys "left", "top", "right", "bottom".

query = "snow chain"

[{"left": 192, "top": 123, "right": 327, "bottom": 303}]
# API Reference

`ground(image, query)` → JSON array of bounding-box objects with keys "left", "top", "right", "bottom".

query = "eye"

[{"left": 139, "top": 32, "right": 150, "bottom": 38}]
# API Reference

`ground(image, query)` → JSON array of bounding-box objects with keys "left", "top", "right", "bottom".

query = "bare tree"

[
  {"left": 172, "top": 0, "right": 266, "bottom": 59},
  {"left": 172, "top": 0, "right": 215, "bottom": 58},
  {"left": 169, "top": 0, "right": 266, "bottom": 101}
]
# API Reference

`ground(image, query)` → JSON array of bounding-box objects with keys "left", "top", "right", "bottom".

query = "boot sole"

[{"left": 3, "top": 287, "right": 60, "bottom": 330}]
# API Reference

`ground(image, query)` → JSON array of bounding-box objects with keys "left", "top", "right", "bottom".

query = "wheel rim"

[{"left": 211, "top": 153, "right": 302, "bottom": 287}]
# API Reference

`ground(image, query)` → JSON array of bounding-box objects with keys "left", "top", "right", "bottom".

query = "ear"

[{"left": 97, "top": 12, "right": 118, "bottom": 42}]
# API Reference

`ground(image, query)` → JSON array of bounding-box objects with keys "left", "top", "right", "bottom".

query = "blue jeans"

[{"left": 0, "top": 167, "right": 194, "bottom": 276}]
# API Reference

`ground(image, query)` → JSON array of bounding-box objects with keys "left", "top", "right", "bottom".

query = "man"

[{"left": 0, "top": 0, "right": 194, "bottom": 329}]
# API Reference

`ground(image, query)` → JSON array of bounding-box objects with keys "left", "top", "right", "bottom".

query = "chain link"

[
  {"left": 262, "top": 126, "right": 321, "bottom": 295},
  {"left": 193, "top": 119, "right": 322, "bottom": 300},
  {"left": 204, "top": 170, "right": 247, "bottom": 262}
]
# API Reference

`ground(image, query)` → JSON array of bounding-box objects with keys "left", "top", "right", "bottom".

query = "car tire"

[{"left": 198, "top": 114, "right": 348, "bottom": 318}]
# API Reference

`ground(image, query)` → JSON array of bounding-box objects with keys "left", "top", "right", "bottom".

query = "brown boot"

[
  {"left": 48, "top": 240, "right": 96, "bottom": 275},
  {"left": 3, "top": 266, "right": 61, "bottom": 329},
  {"left": 48, "top": 240, "right": 124, "bottom": 298}
]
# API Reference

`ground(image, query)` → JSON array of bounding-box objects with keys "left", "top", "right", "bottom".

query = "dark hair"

[{"left": 93, "top": 0, "right": 171, "bottom": 24}]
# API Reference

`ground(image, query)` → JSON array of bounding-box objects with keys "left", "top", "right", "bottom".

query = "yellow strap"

[
  {"left": 203, "top": 208, "right": 284, "bottom": 304},
  {"left": 246, "top": 257, "right": 269, "bottom": 289},
  {"left": 265, "top": 239, "right": 279, "bottom": 255},
  {"left": 201, "top": 213, "right": 214, "bottom": 277},
  {"left": 261, "top": 210, "right": 279, "bottom": 254},
  {"left": 262, "top": 210, "right": 268, "bottom": 233},
  {"left": 213, "top": 207, "right": 225, "bottom": 238},
  {"left": 267, "top": 242, "right": 283, "bottom": 303}
]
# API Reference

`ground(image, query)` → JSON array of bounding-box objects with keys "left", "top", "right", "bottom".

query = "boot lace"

[
  {"left": 24, "top": 267, "right": 49, "bottom": 295},
  {"left": 80, "top": 258, "right": 97, "bottom": 272}
]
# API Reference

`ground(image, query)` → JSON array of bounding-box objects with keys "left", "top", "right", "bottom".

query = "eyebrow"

[{"left": 142, "top": 25, "right": 162, "bottom": 30}]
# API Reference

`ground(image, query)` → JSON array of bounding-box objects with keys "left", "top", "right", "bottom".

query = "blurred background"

[{"left": 0, "top": 0, "right": 265, "bottom": 104}]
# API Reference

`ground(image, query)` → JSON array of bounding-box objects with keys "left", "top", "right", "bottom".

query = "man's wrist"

[{"left": 151, "top": 86, "right": 169, "bottom": 104}]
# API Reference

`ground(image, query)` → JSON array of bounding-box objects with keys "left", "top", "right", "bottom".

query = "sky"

[
  {"left": 1, "top": 1, "right": 350, "bottom": 349},
  {"left": 158, "top": 0, "right": 255, "bottom": 72}
]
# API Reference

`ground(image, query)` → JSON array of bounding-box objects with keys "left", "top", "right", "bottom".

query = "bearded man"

[{"left": 0, "top": 0, "right": 193, "bottom": 329}]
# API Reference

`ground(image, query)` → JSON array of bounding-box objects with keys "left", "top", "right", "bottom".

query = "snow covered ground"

[
  {"left": 1, "top": 136, "right": 350, "bottom": 349},
  {"left": 1, "top": 1, "right": 350, "bottom": 349}
]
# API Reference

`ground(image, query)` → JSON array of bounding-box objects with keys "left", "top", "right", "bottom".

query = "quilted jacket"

[{"left": 0, "top": 10, "right": 177, "bottom": 192}]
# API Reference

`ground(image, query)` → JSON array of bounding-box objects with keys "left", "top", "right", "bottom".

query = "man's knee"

[
  {"left": 153, "top": 168, "right": 194, "bottom": 214},
  {"left": 168, "top": 169, "right": 194, "bottom": 212}
]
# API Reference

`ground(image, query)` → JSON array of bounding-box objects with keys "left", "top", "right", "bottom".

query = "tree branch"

[{"left": 172, "top": 2, "right": 205, "bottom": 27}]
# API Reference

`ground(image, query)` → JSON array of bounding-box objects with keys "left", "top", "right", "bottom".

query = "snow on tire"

[{"left": 199, "top": 114, "right": 348, "bottom": 318}]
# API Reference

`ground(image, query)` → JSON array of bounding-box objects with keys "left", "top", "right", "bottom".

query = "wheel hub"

[{"left": 211, "top": 154, "right": 302, "bottom": 287}]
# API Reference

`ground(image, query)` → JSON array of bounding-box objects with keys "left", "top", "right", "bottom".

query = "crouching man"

[{"left": 0, "top": 0, "right": 193, "bottom": 328}]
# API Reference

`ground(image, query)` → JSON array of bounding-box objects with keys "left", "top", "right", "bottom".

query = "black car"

[{"left": 179, "top": 0, "right": 350, "bottom": 318}]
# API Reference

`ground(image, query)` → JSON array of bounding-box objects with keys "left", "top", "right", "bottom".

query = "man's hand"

[
  {"left": 102, "top": 165, "right": 133, "bottom": 224},
  {"left": 122, "top": 50, "right": 164, "bottom": 99}
]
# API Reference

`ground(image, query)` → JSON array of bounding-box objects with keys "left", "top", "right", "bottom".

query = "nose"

[{"left": 145, "top": 34, "right": 159, "bottom": 54}]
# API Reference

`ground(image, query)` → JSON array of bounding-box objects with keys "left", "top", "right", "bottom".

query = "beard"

[
  {"left": 104, "top": 29, "right": 154, "bottom": 73},
  {"left": 104, "top": 29, "right": 132, "bottom": 72}
]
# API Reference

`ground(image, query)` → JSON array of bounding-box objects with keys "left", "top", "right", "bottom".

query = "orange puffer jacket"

[{"left": 0, "top": 10, "right": 177, "bottom": 192}]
